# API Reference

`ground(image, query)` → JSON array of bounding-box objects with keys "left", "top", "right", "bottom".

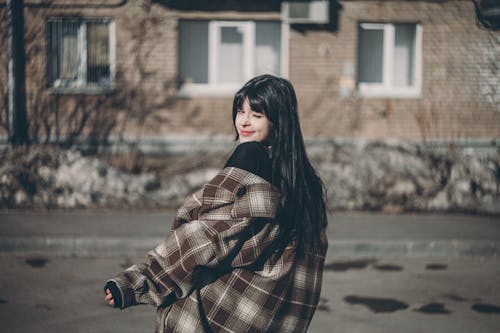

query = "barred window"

[{"left": 47, "top": 18, "right": 114, "bottom": 90}]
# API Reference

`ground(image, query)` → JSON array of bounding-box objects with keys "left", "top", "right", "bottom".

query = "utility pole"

[{"left": 7, "top": 0, "right": 29, "bottom": 145}]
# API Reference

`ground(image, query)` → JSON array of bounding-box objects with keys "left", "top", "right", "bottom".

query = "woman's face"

[{"left": 235, "top": 98, "right": 273, "bottom": 144}]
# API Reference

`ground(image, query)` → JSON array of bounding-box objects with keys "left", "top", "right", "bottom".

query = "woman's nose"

[{"left": 241, "top": 114, "right": 251, "bottom": 125}]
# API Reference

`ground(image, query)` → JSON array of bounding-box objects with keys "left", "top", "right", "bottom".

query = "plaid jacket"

[{"left": 106, "top": 167, "right": 328, "bottom": 333}]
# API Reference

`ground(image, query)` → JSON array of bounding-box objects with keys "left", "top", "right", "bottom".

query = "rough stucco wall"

[{"left": 0, "top": 0, "right": 498, "bottom": 140}]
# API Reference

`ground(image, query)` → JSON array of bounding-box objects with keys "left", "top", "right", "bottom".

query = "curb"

[
  {"left": 330, "top": 239, "right": 500, "bottom": 258},
  {"left": 1, "top": 237, "right": 499, "bottom": 258}
]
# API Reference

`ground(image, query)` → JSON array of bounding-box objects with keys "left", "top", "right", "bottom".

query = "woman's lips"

[{"left": 240, "top": 130, "right": 255, "bottom": 137}]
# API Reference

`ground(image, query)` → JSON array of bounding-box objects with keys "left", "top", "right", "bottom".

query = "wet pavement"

[
  {"left": 0, "top": 254, "right": 499, "bottom": 333},
  {"left": 316, "top": 256, "right": 500, "bottom": 333},
  {"left": 0, "top": 211, "right": 499, "bottom": 332}
]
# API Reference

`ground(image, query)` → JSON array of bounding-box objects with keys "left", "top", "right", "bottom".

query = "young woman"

[{"left": 104, "top": 74, "right": 328, "bottom": 332}]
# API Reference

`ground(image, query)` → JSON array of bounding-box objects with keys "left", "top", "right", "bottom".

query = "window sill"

[
  {"left": 177, "top": 83, "right": 241, "bottom": 98},
  {"left": 358, "top": 85, "right": 421, "bottom": 99}
]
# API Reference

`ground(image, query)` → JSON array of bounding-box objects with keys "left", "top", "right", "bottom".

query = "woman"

[{"left": 104, "top": 74, "right": 328, "bottom": 332}]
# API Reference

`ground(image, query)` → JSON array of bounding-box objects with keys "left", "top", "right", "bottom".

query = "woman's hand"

[{"left": 104, "top": 288, "right": 115, "bottom": 307}]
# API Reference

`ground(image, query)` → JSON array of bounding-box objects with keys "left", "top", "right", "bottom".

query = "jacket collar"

[{"left": 175, "top": 167, "right": 280, "bottom": 226}]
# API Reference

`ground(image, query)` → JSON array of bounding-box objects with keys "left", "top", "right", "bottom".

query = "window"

[
  {"left": 357, "top": 23, "right": 422, "bottom": 98},
  {"left": 47, "top": 18, "right": 115, "bottom": 91},
  {"left": 178, "top": 20, "right": 286, "bottom": 96}
]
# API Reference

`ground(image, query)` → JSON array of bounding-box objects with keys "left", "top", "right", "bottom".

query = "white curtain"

[
  {"left": 393, "top": 24, "right": 415, "bottom": 87},
  {"left": 60, "top": 22, "right": 79, "bottom": 80}
]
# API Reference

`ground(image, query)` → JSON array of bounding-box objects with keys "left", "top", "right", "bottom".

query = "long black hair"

[{"left": 232, "top": 74, "right": 327, "bottom": 256}]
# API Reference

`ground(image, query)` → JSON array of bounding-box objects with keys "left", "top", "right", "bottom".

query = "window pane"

[
  {"left": 87, "top": 22, "right": 110, "bottom": 85},
  {"left": 255, "top": 22, "right": 281, "bottom": 76},
  {"left": 48, "top": 20, "right": 79, "bottom": 85},
  {"left": 47, "top": 21, "right": 60, "bottom": 84},
  {"left": 61, "top": 22, "right": 79, "bottom": 81},
  {"left": 179, "top": 21, "right": 209, "bottom": 84},
  {"left": 393, "top": 24, "right": 416, "bottom": 87},
  {"left": 358, "top": 25, "right": 383, "bottom": 83},
  {"left": 218, "top": 26, "right": 244, "bottom": 83}
]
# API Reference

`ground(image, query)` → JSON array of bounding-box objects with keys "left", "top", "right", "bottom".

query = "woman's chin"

[{"left": 239, "top": 137, "right": 256, "bottom": 144}]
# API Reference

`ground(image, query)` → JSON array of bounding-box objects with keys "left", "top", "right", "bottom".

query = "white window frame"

[
  {"left": 209, "top": 21, "right": 254, "bottom": 90},
  {"left": 47, "top": 17, "right": 115, "bottom": 93},
  {"left": 179, "top": 20, "right": 288, "bottom": 97},
  {"left": 358, "top": 23, "right": 422, "bottom": 99}
]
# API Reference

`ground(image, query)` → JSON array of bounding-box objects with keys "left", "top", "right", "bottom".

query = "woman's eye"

[{"left": 253, "top": 114, "right": 263, "bottom": 119}]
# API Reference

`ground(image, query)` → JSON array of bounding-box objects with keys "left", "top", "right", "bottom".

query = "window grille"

[{"left": 47, "top": 18, "right": 113, "bottom": 90}]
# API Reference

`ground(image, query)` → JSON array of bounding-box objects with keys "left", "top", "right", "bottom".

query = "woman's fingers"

[{"left": 104, "top": 288, "right": 115, "bottom": 306}]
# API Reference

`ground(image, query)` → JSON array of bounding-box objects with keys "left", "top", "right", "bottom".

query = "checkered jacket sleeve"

[
  {"left": 107, "top": 166, "right": 328, "bottom": 332},
  {"left": 106, "top": 167, "right": 281, "bottom": 309}
]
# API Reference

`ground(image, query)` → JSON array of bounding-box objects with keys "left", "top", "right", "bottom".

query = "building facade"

[{"left": 0, "top": 0, "right": 498, "bottom": 144}]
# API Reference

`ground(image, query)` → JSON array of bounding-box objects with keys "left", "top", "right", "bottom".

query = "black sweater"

[{"left": 224, "top": 141, "right": 272, "bottom": 183}]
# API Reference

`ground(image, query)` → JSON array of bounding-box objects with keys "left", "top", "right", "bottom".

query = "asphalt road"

[
  {"left": 1, "top": 211, "right": 499, "bottom": 332},
  {"left": 1, "top": 254, "right": 499, "bottom": 333}
]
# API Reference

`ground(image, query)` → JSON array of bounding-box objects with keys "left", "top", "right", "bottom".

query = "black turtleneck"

[{"left": 224, "top": 141, "right": 272, "bottom": 183}]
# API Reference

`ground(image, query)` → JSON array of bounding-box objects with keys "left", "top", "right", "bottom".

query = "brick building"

[{"left": 0, "top": 0, "right": 498, "bottom": 145}]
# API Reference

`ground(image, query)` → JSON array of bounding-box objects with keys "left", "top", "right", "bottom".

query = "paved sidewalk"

[{"left": 1, "top": 211, "right": 499, "bottom": 258}]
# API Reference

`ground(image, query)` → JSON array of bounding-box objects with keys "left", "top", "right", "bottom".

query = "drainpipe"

[{"left": 7, "top": 0, "right": 29, "bottom": 145}]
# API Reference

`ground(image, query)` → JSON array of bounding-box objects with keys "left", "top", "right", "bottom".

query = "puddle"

[
  {"left": 415, "top": 303, "right": 451, "bottom": 314},
  {"left": 317, "top": 297, "right": 330, "bottom": 312},
  {"left": 425, "top": 263, "right": 447, "bottom": 270},
  {"left": 0, "top": 298, "right": 7, "bottom": 304},
  {"left": 442, "top": 294, "right": 468, "bottom": 302},
  {"left": 344, "top": 295, "right": 409, "bottom": 313},
  {"left": 373, "top": 263, "right": 403, "bottom": 272},
  {"left": 25, "top": 257, "right": 49, "bottom": 268},
  {"left": 471, "top": 303, "right": 500, "bottom": 314},
  {"left": 324, "top": 259, "right": 378, "bottom": 272},
  {"left": 35, "top": 303, "right": 52, "bottom": 311}
]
